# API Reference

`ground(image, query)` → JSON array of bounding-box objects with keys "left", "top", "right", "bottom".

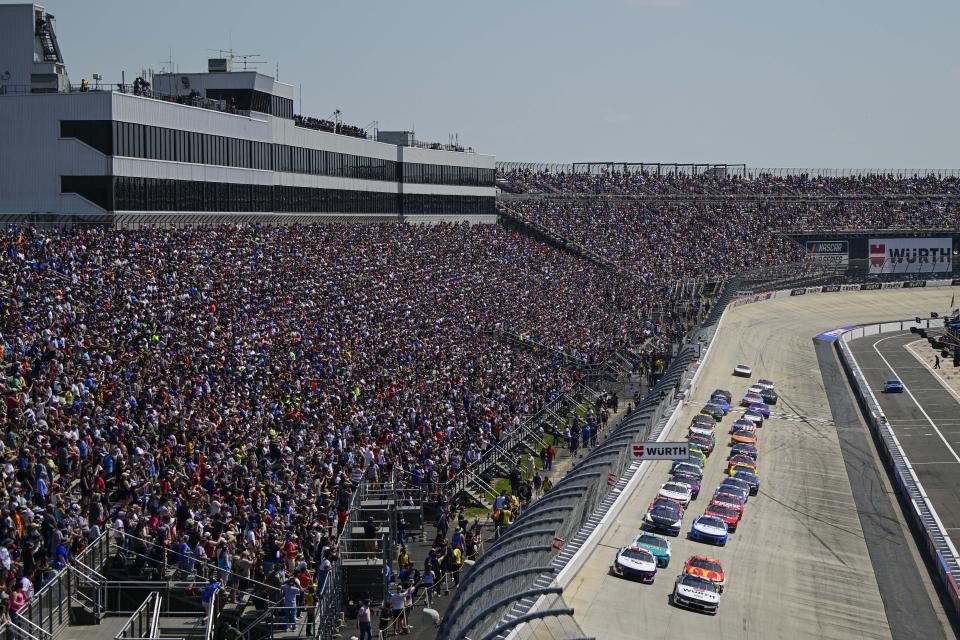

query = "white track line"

[{"left": 872, "top": 335, "right": 960, "bottom": 464}]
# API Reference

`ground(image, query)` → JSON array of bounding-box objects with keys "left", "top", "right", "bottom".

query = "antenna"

[
  {"left": 207, "top": 49, "right": 266, "bottom": 72},
  {"left": 159, "top": 48, "right": 175, "bottom": 74}
]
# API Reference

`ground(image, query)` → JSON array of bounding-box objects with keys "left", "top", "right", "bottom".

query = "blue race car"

[
  {"left": 689, "top": 515, "right": 729, "bottom": 546},
  {"left": 883, "top": 379, "right": 904, "bottom": 393}
]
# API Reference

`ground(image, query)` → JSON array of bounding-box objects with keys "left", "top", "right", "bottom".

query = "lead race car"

[{"left": 672, "top": 572, "right": 721, "bottom": 615}]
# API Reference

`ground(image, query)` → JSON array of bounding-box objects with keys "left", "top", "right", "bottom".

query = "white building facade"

[{"left": 0, "top": 3, "right": 496, "bottom": 225}]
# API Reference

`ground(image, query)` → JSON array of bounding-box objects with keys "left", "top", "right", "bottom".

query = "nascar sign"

[
  {"left": 806, "top": 240, "right": 849, "bottom": 267},
  {"left": 633, "top": 442, "right": 689, "bottom": 460},
  {"left": 869, "top": 238, "right": 953, "bottom": 274}
]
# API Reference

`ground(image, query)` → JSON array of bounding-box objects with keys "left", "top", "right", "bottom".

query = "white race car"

[
  {"left": 733, "top": 364, "right": 753, "bottom": 377},
  {"left": 672, "top": 573, "right": 721, "bottom": 615},
  {"left": 746, "top": 384, "right": 764, "bottom": 396},
  {"left": 756, "top": 378, "right": 775, "bottom": 391},
  {"left": 611, "top": 546, "right": 658, "bottom": 582},
  {"left": 658, "top": 481, "right": 693, "bottom": 508},
  {"left": 689, "top": 424, "right": 714, "bottom": 438}
]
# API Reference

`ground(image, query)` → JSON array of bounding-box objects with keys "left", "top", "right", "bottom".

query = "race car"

[
  {"left": 711, "top": 389, "right": 733, "bottom": 403},
  {"left": 742, "top": 409, "right": 765, "bottom": 426},
  {"left": 689, "top": 515, "right": 729, "bottom": 546},
  {"left": 691, "top": 414, "right": 717, "bottom": 428},
  {"left": 688, "top": 434, "right": 715, "bottom": 455},
  {"left": 731, "top": 429, "right": 758, "bottom": 445},
  {"left": 760, "top": 388, "right": 778, "bottom": 405},
  {"left": 749, "top": 402, "right": 771, "bottom": 419},
  {"left": 683, "top": 450, "right": 707, "bottom": 468},
  {"left": 689, "top": 423, "right": 715, "bottom": 438},
  {"left": 670, "top": 472, "right": 701, "bottom": 500},
  {"left": 756, "top": 378, "right": 775, "bottom": 391},
  {"left": 727, "top": 457, "right": 757, "bottom": 475},
  {"left": 658, "top": 481, "right": 694, "bottom": 508},
  {"left": 700, "top": 403, "right": 726, "bottom": 421},
  {"left": 704, "top": 501, "right": 742, "bottom": 533},
  {"left": 740, "top": 392, "right": 764, "bottom": 407},
  {"left": 643, "top": 499, "right": 684, "bottom": 537},
  {"left": 731, "top": 419, "right": 756, "bottom": 435},
  {"left": 732, "top": 469, "right": 761, "bottom": 495},
  {"left": 712, "top": 491, "right": 747, "bottom": 517},
  {"left": 633, "top": 532, "right": 672, "bottom": 568},
  {"left": 683, "top": 555, "right": 727, "bottom": 593},
  {"left": 611, "top": 545, "right": 658, "bottom": 582},
  {"left": 718, "top": 478, "right": 752, "bottom": 502},
  {"left": 728, "top": 463, "right": 756, "bottom": 479},
  {"left": 747, "top": 384, "right": 765, "bottom": 396},
  {"left": 733, "top": 363, "right": 753, "bottom": 378},
  {"left": 708, "top": 395, "right": 731, "bottom": 413},
  {"left": 883, "top": 379, "right": 904, "bottom": 393},
  {"left": 671, "top": 462, "right": 704, "bottom": 479},
  {"left": 673, "top": 572, "right": 721, "bottom": 614},
  {"left": 728, "top": 442, "right": 759, "bottom": 461}
]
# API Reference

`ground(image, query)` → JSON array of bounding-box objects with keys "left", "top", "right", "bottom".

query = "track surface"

[
  {"left": 850, "top": 332, "right": 960, "bottom": 534},
  {"left": 563, "top": 288, "right": 956, "bottom": 640}
]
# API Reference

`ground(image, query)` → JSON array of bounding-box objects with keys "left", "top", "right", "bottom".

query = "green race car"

[
  {"left": 633, "top": 532, "right": 672, "bottom": 568},
  {"left": 700, "top": 403, "right": 726, "bottom": 421}
]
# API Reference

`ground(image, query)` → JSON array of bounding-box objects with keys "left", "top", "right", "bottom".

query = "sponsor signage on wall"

[
  {"left": 806, "top": 240, "right": 849, "bottom": 266},
  {"left": 869, "top": 238, "right": 953, "bottom": 274},
  {"left": 632, "top": 442, "right": 689, "bottom": 461}
]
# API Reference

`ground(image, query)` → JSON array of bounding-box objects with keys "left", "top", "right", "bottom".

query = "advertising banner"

[
  {"left": 902, "top": 281, "right": 928, "bottom": 289},
  {"left": 632, "top": 442, "right": 689, "bottom": 461},
  {"left": 822, "top": 285, "right": 842, "bottom": 293},
  {"left": 869, "top": 238, "right": 953, "bottom": 274},
  {"left": 806, "top": 240, "right": 849, "bottom": 267}
]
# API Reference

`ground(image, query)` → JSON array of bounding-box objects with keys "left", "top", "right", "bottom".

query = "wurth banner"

[
  {"left": 633, "top": 442, "right": 689, "bottom": 460},
  {"left": 869, "top": 238, "right": 953, "bottom": 274}
]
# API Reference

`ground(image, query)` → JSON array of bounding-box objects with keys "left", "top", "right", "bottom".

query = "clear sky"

[{"left": 22, "top": 0, "right": 960, "bottom": 168}]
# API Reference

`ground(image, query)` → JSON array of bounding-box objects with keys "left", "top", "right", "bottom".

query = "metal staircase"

[{"left": 36, "top": 16, "right": 63, "bottom": 63}]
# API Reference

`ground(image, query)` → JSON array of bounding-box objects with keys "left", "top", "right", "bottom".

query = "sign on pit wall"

[
  {"left": 632, "top": 442, "right": 689, "bottom": 460},
  {"left": 806, "top": 240, "right": 849, "bottom": 267}
]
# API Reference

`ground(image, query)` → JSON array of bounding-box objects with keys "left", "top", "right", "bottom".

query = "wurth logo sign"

[
  {"left": 633, "top": 442, "right": 689, "bottom": 460},
  {"left": 869, "top": 238, "right": 953, "bottom": 274}
]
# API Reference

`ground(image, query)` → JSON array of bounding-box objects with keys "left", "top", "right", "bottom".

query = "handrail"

[
  {"left": 150, "top": 594, "right": 162, "bottom": 640},
  {"left": 11, "top": 614, "right": 51, "bottom": 640},
  {"left": 114, "top": 591, "right": 161, "bottom": 640}
]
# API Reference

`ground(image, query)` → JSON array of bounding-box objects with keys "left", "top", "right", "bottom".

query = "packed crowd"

[
  {"left": 499, "top": 168, "right": 960, "bottom": 197},
  {"left": 504, "top": 196, "right": 960, "bottom": 280},
  {"left": 294, "top": 115, "right": 368, "bottom": 139},
  {"left": 0, "top": 222, "right": 667, "bottom": 617}
]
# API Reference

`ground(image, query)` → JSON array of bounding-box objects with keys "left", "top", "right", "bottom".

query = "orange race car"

[
  {"left": 683, "top": 554, "right": 727, "bottom": 593},
  {"left": 730, "top": 429, "right": 758, "bottom": 445}
]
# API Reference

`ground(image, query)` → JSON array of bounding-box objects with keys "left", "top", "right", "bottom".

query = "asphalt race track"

[
  {"left": 559, "top": 288, "right": 957, "bottom": 640},
  {"left": 850, "top": 332, "right": 960, "bottom": 533}
]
